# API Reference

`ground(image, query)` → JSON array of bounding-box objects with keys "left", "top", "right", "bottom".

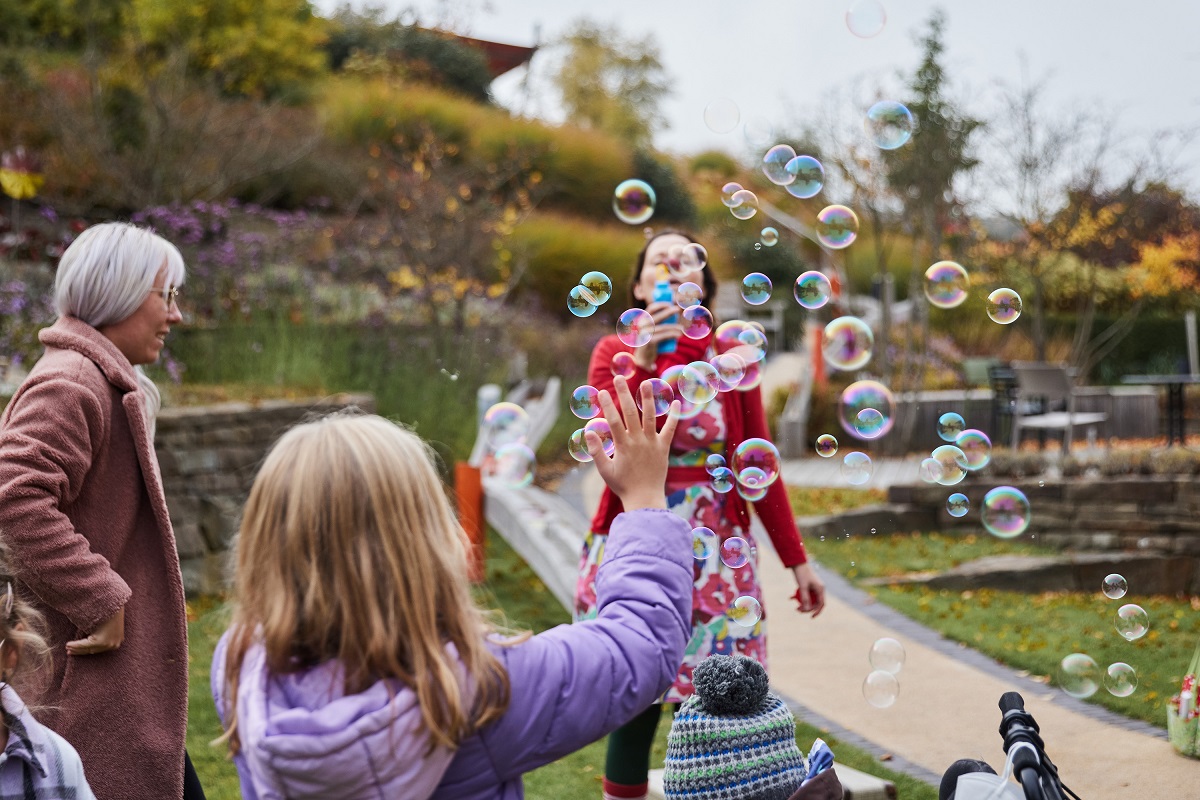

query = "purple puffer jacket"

[{"left": 212, "top": 508, "right": 693, "bottom": 800}]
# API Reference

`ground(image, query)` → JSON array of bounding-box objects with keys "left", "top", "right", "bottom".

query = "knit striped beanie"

[{"left": 663, "top": 655, "right": 807, "bottom": 800}]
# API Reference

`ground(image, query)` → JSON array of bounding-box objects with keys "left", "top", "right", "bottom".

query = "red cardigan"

[{"left": 586, "top": 332, "right": 807, "bottom": 567}]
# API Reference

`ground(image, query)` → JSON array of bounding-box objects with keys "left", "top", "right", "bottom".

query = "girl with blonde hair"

[
  {"left": 0, "top": 221, "right": 201, "bottom": 798},
  {"left": 0, "top": 546, "right": 96, "bottom": 797},
  {"left": 213, "top": 377, "right": 696, "bottom": 799}
]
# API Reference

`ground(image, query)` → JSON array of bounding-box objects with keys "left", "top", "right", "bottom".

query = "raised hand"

[{"left": 585, "top": 375, "right": 680, "bottom": 511}]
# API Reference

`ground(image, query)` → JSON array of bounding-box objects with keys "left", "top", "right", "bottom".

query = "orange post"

[{"left": 455, "top": 462, "right": 486, "bottom": 582}]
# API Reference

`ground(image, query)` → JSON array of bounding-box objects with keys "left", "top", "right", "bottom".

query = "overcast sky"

[{"left": 315, "top": 0, "right": 1200, "bottom": 197}]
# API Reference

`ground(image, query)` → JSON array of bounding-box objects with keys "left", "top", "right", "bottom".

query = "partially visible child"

[
  {"left": 212, "top": 376, "right": 696, "bottom": 799},
  {"left": 663, "top": 654, "right": 843, "bottom": 800},
  {"left": 0, "top": 569, "right": 95, "bottom": 798}
]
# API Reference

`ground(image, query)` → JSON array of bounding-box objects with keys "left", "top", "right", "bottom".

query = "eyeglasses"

[{"left": 149, "top": 285, "right": 180, "bottom": 308}]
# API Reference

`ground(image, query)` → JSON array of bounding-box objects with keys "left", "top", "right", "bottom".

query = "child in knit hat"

[{"left": 664, "top": 654, "right": 842, "bottom": 800}]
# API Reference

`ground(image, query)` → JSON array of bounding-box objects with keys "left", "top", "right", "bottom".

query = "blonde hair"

[
  {"left": 54, "top": 221, "right": 187, "bottom": 425},
  {"left": 0, "top": 543, "right": 52, "bottom": 698},
  {"left": 219, "top": 413, "right": 511, "bottom": 755}
]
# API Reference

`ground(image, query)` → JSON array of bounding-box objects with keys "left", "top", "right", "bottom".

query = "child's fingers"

[
  {"left": 596, "top": 387, "right": 630, "bottom": 447},
  {"left": 638, "top": 380, "right": 658, "bottom": 433},
  {"left": 657, "top": 400, "right": 682, "bottom": 442},
  {"left": 611, "top": 376, "right": 640, "bottom": 432}
]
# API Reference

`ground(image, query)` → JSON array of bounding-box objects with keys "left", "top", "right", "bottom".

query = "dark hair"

[{"left": 626, "top": 229, "right": 719, "bottom": 312}]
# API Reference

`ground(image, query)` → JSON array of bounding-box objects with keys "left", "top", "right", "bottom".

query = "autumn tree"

[{"left": 551, "top": 19, "right": 671, "bottom": 149}]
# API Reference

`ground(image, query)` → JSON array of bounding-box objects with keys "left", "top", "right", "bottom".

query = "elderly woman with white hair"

[{"left": 0, "top": 222, "right": 204, "bottom": 799}]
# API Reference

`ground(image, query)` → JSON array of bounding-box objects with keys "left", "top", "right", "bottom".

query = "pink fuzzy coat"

[{"left": 0, "top": 316, "right": 189, "bottom": 799}]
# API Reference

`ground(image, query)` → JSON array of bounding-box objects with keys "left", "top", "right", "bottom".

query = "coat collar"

[
  {"left": 0, "top": 690, "right": 49, "bottom": 779},
  {"left": 39, "top": 315, "right": 139, "bottom": 394}
]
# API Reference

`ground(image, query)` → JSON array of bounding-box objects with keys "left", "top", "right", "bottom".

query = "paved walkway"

[{"left": 563, "top": 466, "right": 1195, "bottom": 797}]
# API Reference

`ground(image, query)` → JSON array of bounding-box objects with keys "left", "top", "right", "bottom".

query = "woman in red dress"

[{"left": 574, "top": 230, "right": 826, "bottom": 800}]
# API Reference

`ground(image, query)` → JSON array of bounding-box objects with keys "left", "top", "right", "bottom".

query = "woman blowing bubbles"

[
  {"left": 0, "top": 223, "right": 203, "bottom": 799},
  {"left": 575, "top": 230, "right": 825, "bottom": 800}
]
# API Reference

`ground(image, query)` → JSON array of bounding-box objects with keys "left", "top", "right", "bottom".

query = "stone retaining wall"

[
  {"left": 887, "top": 478, "right": 1200, "bottom": 555},
  {"left": 155, "top": 394, "right": 375, "bottom": 595}
]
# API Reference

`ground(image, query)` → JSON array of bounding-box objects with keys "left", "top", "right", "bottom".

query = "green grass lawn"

[{"left": 806, "top": 530, "right": 1200, "bottom": 728}]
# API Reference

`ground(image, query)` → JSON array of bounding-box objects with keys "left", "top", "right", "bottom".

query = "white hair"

[{"left": 55, "top": 222, "right": 187, "bottom": 431}]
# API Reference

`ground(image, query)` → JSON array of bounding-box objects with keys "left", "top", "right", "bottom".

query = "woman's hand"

[
  {"left": 632, "top": 301, "right": 686, "bottom": 371},
  {"left": 790, "top": 563, "right": 826, "bottom": 618},
  {"left": 586, "top": 375, "right": 681, "bottom": 511},
  {"left": 66, "top": 606, "right": 124, "bottom": 655}
]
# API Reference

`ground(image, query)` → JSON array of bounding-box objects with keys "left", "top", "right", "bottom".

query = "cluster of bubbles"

[
  {"left": 1057, "top": 574, "right": 1147, "bottom": 699},
  {"left": 863, "top": 637, "right": 904, "bottom": 708},
  {"left": 690, "top": 525, "right": 763, "bottom": 627},
  {"left": 923, "top": 260, "right": 1024, "bottom": 327},
  {"left": 720, "top": 181, "right": 761, "bottom": 220},
  {"left": 482, "top": 402, "right": 536, "bottom": 488},
  {"left": 567, "top": 271, "right": 614, "bottom": 318}
]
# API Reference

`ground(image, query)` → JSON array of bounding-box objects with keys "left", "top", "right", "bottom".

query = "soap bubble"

[
  {"left": 720, "top": 537, "right": 751, "bottom": 569},
  {"left": 854, "top": 408, "right": 887, "bottom": 440},
  {"left": 710, "top": 467, "right": 735, "bottom": 493},
  {"left": 737, "top": 466, "right": 769, "bottom": 490},
  {"left": 711, "top": 352, "right": 747, "bottom": 392},
  {"left": 493, "top": 442, "right": 535, "bottom": 488},
  {"left": 706, "top": 453, "right": 727, "bottom": 475},
  {"left": 839, "top": 380, "right": 896, "bottom": 440},
  {"left": 729, "top": 595, "right": 763, "bottom": 627},
  {"left": 785, "top": 155, "right": 824, "bottom": 199},
  {"left": 815, "top": 434, "right": 838, "bottom": 458},
  {"left": 842, "top": 451, "right": 874, "bottom": 485},
  {"left": 1115, "top": 604, "right": 1149, "bottom": 641},
  {"left": 929, "top": 445, "right": 967, "bottom": 486},
  {"left": 580, "top": 271, "right": 613, "bottom": 305},
  {"left": 567, "top": 285, "right": 598, "bottom": 317},
  {"left": 737, "top": 481, "right": 769, "bottom": 502},
  {"left": 692, "top": 526, "right": 717, "bottom": 560},
  {"left": 1104, "top": 663, "right": 1138, "bottom": 697},
  {"left": 863, "top": 670, "right": 899, "bottom": 708},
  {"left": 616, "top": 308, "right": 654, "bottom": 348},
  {"left": 866, "top": 100, "right": 914, "bottom": 150},
  {"left": 954, "top": 429, "right": 992, "bottom": 470},
  {"left": 584, "top": 417, "right": 615, "bottom": 457},
  {"left": 704, "top": 98, "right": 740, "bottom": 134},
  {"left": 569, "top": 385, "right": 601, "bottom": 420},
  {"left": 869, "top": 637, "right": 905, "bottom": 674},
  {"left": 567, "top": 428, "right": 592, "bottom": 463},
  {"left": 669, "top": 242, "right": 709, "bottom": 277},
  {"left": 733, "top": 438, "right": 782, "bottom": 488},
  {"left": 937, "top": 412, "right": 965, "bottom": 442},
  {"left": 986, "top": 288, "right": 1022, "bottom": 324},
  {"left": 742, "top": 116, "right": 776, "bottom": 150},
  {"left": 681, "top": 305, "right": 714, "bottom": 339},
  {"left": 721, "top": 182, "right": 744, "bottom": 207},
  {"left": 678, "top": 361, "right": 721, "bottom": 405},
  {"left": 633, "top": 377, "right": 674, "bottom": 417},
  {"left": 1102, "top": 574, "right": 1128, "bottom": 600},
  {"left": 729, "top": 189, "right": 759, "bottom": 220},
  {"left": 610, "top": 351, "right": 637, "bottom": 379},
  {"left": 484, "top": 402, "right": 530, "bottom": 448},
  {"left": 676, "top": 281, "right": 704, "bottom": 308},
  {"left": 918, "top": 457, "right": 944, "bottom": 484},
  {"left": 760, "top": 227, "right": 779, "bottom": 247},
  {"left": 823, "top": 316, "right": 874, "bottom": 371},
  {"left": 794, "top": 270, "right": 832, "bottom": 310},
  {"left": 982, "top": 486, "right": 1031, "bottom": 538},
  {"left": 947, "top": 493, "right": 970, "bottom": 518},
  {"left": 1059, "top": 653, "right": 1100, "bottom": 699},
  {"left": 762, "top": 144, "right": 798, "bottom": 185},
  {"left": 612, "top": 179, "right": 655, "bottom": 225},
  {"left": 815, "top": 205, "right": 859, "bottom": 249},
  {"left": 924, "top": 261, "right": 969, "bottom": 309},
  {"left": 741, "top": 272, "right": 773, "bottom": 305},
  {"left": 846, "top": 0, "right": 887, "bottom": 38}
]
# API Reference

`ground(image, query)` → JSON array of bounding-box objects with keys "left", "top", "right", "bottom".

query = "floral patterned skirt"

[{"left": 573, "top": 480, "right": 767, "bottom": 703}]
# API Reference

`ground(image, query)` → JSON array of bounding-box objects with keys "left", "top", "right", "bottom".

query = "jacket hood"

[{"left": 231, "top": 642, "right": 457, "bottom": 800}]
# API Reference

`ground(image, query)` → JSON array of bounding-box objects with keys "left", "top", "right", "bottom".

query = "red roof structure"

[{"left": 446, "top": 33, "right": 537, "bottom": 80}]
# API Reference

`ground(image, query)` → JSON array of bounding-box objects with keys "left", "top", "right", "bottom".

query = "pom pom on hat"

[{"left": 692, "top": 654, "right": 770, "bottom": 716}]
